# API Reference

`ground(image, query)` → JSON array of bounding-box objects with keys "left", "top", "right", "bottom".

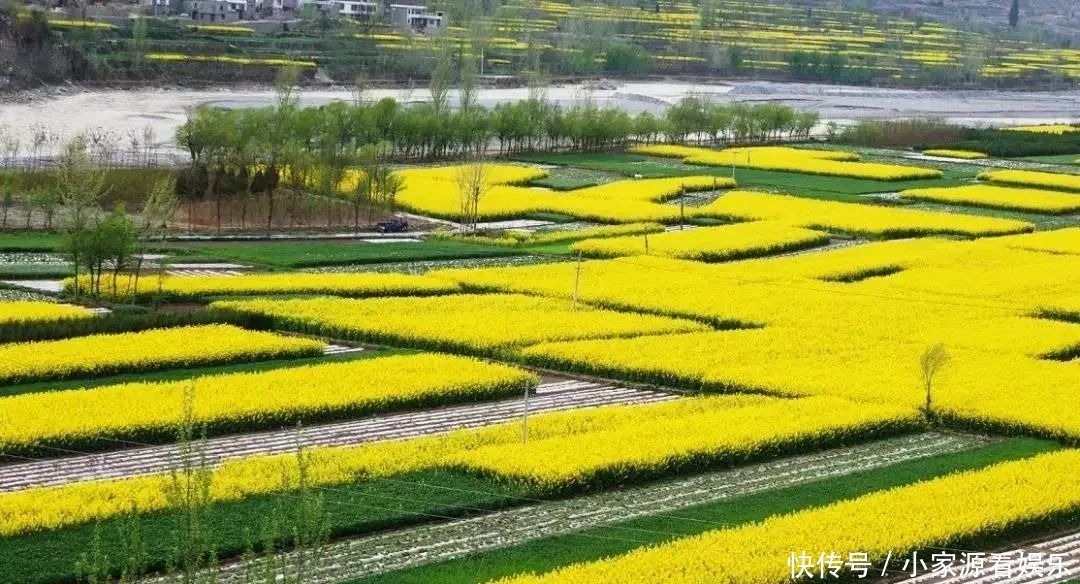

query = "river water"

[{"left": 3, "top": 79, "right": 1080, "bottom": 158}]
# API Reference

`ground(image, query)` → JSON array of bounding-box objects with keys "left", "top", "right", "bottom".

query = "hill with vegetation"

[{"left": 3, "top": 0, "right": 1079, "bottom": 89}]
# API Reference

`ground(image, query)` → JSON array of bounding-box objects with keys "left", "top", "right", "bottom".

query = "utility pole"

[{"left": 644, "top": 232, "right": 650, "bottom": 255}]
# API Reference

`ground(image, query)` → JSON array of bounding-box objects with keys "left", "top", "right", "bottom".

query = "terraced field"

[
  {"left": 0, "top": 379, "right": 671, "bottom": 491},
  {"left": 1, "top": 140, "right": 1078, "bottom": 584}
]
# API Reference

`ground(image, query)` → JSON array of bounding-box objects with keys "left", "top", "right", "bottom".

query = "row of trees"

[
  {"left": 665, "top": 98, "right": 820, "bottom": 144},
  {"left": 12, "top": 136, "right": 180, "bottom": 302},
  {"left": 174, "top": 69, "right": 816, "bottom": 233},
  {"left": 180, "top": 86, "right": 815, "bottom": 166}
]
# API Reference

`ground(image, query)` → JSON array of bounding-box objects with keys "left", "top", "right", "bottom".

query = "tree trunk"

[
  {"left": 130, "top": 254, "right": 144, "bottom": 305},
  {"left": 266, "top": 188, "right": 275, "bottom": 236},
  {"left": 205, "top": 169, "right": 219, "bottom": 234},
  {"left": 111, "top": 266, "right": 120, "bottom": 303},
  {"left": 71, "top": 251, "right": 81, "bottom": 299},
  {"left": 240, "top": 187, "right": 250, "bottom": 229}
]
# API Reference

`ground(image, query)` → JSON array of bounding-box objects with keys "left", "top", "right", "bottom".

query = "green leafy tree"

[
  {"left": 30, "top": 185, "right": 62, "bottom": 230},
  {"left": 56, "top": 136, "right": 107, "bottom": 300},
  {"left": 350, "top": 145, "right": 378, "bottom": 232},
  {"left": 603, "top": 43, "right": 652, "bottom": 74}
]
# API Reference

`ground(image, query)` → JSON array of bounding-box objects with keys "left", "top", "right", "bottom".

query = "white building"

[
  {"left": 330, "top": 0, "right": 378, "bottom": 19},
  {"left": 389, "top": 3, "right": 442, "bottom": 31}
]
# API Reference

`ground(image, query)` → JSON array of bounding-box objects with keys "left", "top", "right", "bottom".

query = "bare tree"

[
  {"left": 1, "top": 133, "right": 20, "bottom": 171},
  {"left": 164, "top": 383, "right": 218, "bottom": 584},
  {"left": 919, "top": 343, "right": 949, "bottom": 421},
  {"left": 428, "top": 42, "right": 453, "bottom": 116},
  {"left": 458, "top": 49, "right": 478, "bottom": 114},
  {"left": 136, "top": 178, "right": 181, "bottom": 305},
  {"left": 142, "top": 126, "right": 157, "bottom": 167},
  {"left": 1, "top": 177, "right": 14, "bottom": 228},
  {"left": 352, "top": 69, "right": 369, "bottom": 107},
  {"left": 455, "top": 163, "right": 488, "bottom": 233}
]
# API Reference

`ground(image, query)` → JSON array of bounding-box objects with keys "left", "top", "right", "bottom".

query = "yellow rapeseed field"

[
  {"left": 1005, "top": 124, "right": 1080, "bottom": 134},
  {"left": 0, "top": 353, "right": 536, "bottom": 453},
  {"left": 569, "top": 222, "right": 830, "bottom": 261},
  {"left": 390, "top": 164, "right": 733, "bottom": 223},
  {"left": 48, "top": 19, "right": 115, "bottom": 29},
  {"left": 211, "top": 294, "right": 709, "bottom": 356},
  {"left": 979, "top": 169, "right": 1080, "bottom": 192},
  {"left": 631, "top": 144, "right": 859, "bottom": 162},
  {"left": 0, "top": 394, "right": 915, "bottom": 535},
  {"left": 630, "top": 145, "right": 942, "bottom": 181},
  {"left": 489, "top": 449, "right": 1080, "bottom": 584},
  {"left": 65, "top": 271, "right": 459, "bottom": 301},
  {"left": 144, "top": 53, "right": 317, "bottom": 68},
  {"left": 921, "top": 149, "right": 989, "bottom": 159},
  {"left": 696, "top": 192, "right": 1033, "bottom": 237},
  {"left": 990, "top": 227, "right": 1080, "bottom": 255},
  {"left": 0, "top": 325, "right": 323, "bottom": 385},
  {"left": 900, "top": 184, "right": 1080, "bottom": 214},
  {"left": 437, "top": 236, "right": 1080, "bottom": 440},
  {"left": 186, "top": 24, "right": 255, "bottom": 35},
  {"left": 0, "top": 301, "right": 94, "bottom": 325}
]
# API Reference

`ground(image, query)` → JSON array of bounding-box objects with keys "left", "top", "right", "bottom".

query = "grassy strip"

[
  {"left": 351, "top": 437, "right": 1060, "bottom": 584},
  {"left": 161, "top": 240, "right": 527, "bottom": 269},
  {"left": 1037, "top": 309, "right": 1080, "bottom": 325},
  {"left": 0, "top": 307, "right": 273, "bottom": 346},
  {"left": 0, "top": 349, "right": 406, "bottom": 399},
  {"left": 819, "top": 265, "right": 906, "bottom": 283},
  {"left": 513, "top": 153, "right": 968, "bottom": 199},
  {"left": 1016, "top": 154, "right": 1080, "bottom": 165},
  {"left": 529, "top": 167, "right": 619, "bottom": 191},
  {"left": 0, "top": 470, "right": 530, "bottom": 584},
  {"left": 0, "top": 232, "right": 63, "bottom": 252}
]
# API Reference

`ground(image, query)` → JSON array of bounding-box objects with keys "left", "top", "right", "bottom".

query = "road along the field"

[
  {"left": 201, "top": 432, "right": 985, "bottom": 584},
  {"left": 893, "top": 530, "right": 1080, "bottom": 584},
  {"left": 0, "top": 380, "right": 672, "bottom": 492}
]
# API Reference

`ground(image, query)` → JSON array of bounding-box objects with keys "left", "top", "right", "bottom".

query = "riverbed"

[{"left": 3, "top": 79, "right": 1080, "bottom": 157}]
